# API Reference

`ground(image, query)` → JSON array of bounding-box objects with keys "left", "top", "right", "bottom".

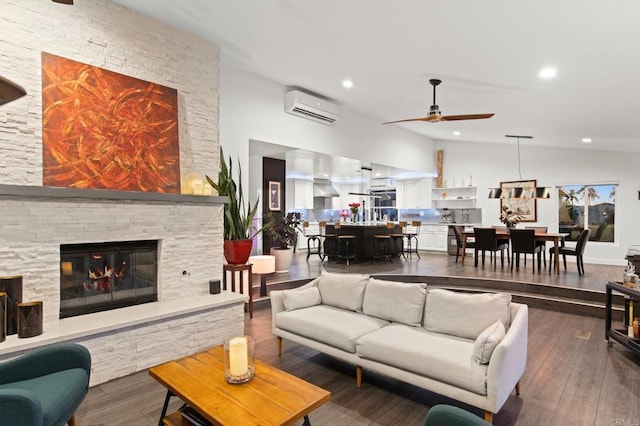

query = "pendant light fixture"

[
  {"left": 488, "top": 135, "right": 551, "bottom": 199},
  {"left": 0, "top": 75, "right": 26, "bottom": 107}
]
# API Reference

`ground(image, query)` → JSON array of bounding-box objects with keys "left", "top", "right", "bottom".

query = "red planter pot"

[{"left": 223, "top": 239, "right": 253, "bottom": 265}]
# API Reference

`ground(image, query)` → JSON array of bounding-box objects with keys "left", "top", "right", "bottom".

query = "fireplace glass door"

[{"left": 60, "top": 240, "right": 158, "bottom": 318}]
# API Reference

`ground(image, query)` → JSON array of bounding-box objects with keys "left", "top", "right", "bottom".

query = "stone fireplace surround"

[{"left": 0, "top": 184, "right": 246, "bottom": 385}]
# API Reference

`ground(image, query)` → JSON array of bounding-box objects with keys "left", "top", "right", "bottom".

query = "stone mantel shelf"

[
  {"left": 0, "top": 184, "right": 228, "bottom": 204},
  {"left": 0, "top": 291, "right": 247, "bottom": 357}
]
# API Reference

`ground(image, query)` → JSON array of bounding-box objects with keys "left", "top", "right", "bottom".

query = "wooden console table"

[{"left": 605, "top": 281, "right": 640, "bottom": 354}]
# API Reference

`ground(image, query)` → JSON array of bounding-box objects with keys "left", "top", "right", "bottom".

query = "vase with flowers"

[
  {"left": 348, "top": 202, "right": 361, "bottom": 223},
  {"left": 339, "top": 210, "right": 349, "bottom": 222},
  {"left": 499, "top": 206, "right": 523, "bottom": 231}
]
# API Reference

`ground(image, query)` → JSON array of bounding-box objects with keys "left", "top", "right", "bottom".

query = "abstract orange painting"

[{"left": 42, "top": 52, "right": 180, "bottom": 193}]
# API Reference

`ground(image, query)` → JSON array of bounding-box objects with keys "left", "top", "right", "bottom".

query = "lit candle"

[
  {"left": 228, "top": 336, "right": 248, "bottom": 376},
  {"left": 61, "top": 261, "right": 73, "bottom": 276}
]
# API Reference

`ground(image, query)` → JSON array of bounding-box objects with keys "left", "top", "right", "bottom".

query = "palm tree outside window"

[{"left": 557, "top": 184, "right": 616, "bottom": 242}]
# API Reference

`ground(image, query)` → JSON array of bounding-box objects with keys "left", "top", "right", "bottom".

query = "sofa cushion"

[
  {"left": 472, "top": 320, "right": 506, "bottom": 364},
  {"left": 424, "top": 289, "right": 511, "bottom": 340},
  {"left": 283, "top": 286, "right": 322, "bottom": 311},
  {"left": 356, "top": 324, "right": 488, "bottom": 395},
  {"left": 275, "top": 305, "right": 389, "bottom": 353},
  {"left": 317, "top": 271, "right": 369, "bottom": 312},
  {"left": 362, "top": 278, "right": 427, "bottom": 326}
]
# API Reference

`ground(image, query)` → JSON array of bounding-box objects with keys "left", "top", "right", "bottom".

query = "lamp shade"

[
  {"left": 0, "top": 76, "right": 26, "bottom": 107},
  {"left": 249, "top": 255, "right": 275, "bottom": 274}
]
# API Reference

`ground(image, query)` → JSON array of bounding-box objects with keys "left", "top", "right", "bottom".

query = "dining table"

[{"left": 460, "top": 229, "right": 569, "bottom": 275}]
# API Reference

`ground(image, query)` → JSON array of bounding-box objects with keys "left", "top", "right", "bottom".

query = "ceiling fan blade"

[
  {"left": 440, "top": 113, "right": 495, "bottom": 121},
  {"left": 382, "top": 116, "right": 435, "bottom": 124}
]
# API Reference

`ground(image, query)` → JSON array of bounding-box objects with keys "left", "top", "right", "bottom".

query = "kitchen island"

[{"left": 325, "top": 222, "right": 402, "bottom": 261}]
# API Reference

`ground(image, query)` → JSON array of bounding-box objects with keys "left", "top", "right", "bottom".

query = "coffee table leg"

[
  {"left": 303, "top": 415, "right": 311, "bottom": 426},
  {"left": 158, "top": 390, "right": 174, "bottom": 426}
]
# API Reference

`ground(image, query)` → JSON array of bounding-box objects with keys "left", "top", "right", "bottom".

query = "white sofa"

[{"left": 270, "top": 272, "right": 528, "bottom": 423}]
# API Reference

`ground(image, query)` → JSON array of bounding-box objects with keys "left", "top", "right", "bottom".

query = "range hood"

[{"left": 313, "top": 179, "right": 340, "bottom": 197}]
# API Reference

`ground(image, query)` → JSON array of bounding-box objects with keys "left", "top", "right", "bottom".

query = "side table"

[{"left": 223, "top": 263, "right": 253, "bottom": 318}]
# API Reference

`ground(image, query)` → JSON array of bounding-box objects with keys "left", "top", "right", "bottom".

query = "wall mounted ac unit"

[{"left": 284, "top": 90, "right": 338, "bottom": 124}]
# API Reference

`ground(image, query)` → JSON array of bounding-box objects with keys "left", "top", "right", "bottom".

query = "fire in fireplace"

[{"left": 60, "top": 240, "right": 158, "bottom": 318}]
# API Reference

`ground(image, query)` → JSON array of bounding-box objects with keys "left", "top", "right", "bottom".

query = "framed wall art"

[
  {"left": 500, "top": 179, "right": 537, "bottom": 222},
  {"left": 268, "top": 181, "right": 281, "bottom": 211}
]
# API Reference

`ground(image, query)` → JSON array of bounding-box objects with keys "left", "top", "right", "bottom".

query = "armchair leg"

[
  {"left": 356, "top": 366, "right": 362, "bottom": 388},
  {"left": 484, "top": 411, "right": 493, "bottom": 424},
  {"left": 515, "top": 381, "right": 521, "bottom": 396},
  {"left": 277, "top": 337, "right": 282, "bottom": 356},
  {"left": 68, "top": 415, "right": 77, "bottom": 426}
]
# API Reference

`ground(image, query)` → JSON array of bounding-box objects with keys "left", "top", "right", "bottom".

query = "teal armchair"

[{"left": 0, "top": 343, "right": 91, "bottom": 426}]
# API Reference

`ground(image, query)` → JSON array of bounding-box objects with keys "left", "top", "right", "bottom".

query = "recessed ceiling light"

[
  {"left": 323, "top": 173, "right": 329, "bottom": 177},
  {"left": 375, "top": 172, "right": 381, "bottom": 176},
  {"left": 453, "top": 131, "right": 461, "bottom": 136},
  {"left": 539, "top": 67, "right": 557, "bottom": 79},
  {"left": 342, "top": 80, "right": 353, "bottom": 88},
  {"left": 582, "top": 138, "right": 592, "bottom": 143}
]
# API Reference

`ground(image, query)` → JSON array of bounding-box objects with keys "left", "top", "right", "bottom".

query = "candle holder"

[{"left": 224, "top": 335, "right": 255, "bottom": 384}]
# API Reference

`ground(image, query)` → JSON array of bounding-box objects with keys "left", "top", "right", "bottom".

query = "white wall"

[
  {"left": 219, "top": 63, "right": 437, "bottom": 189},
  {"left": 438, "top": 139, "right": 639, "bottom": 265}
]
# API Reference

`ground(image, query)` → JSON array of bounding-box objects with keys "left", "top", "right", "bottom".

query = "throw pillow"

[
  {"left": 283, "top": 287, "right": 322, "bottom": 311},
  {"left": 424, "top": 289, "right": 511, "bottom": 340},
  {"left": 472, "top": 320, "right": 506, "bottom": 364},
  {"left": 362, "top": 278, "right": 427, "bottom": 326},
  {"left": 316, "top": 271, "right": 369, "bottom": 312}
]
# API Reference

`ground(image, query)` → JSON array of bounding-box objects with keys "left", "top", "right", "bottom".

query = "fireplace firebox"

[{"left": 60, "top": 240, "right": 158, "bottom": 318}]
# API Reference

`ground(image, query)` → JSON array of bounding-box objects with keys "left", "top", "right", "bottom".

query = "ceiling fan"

[{"left": 383, "top": 79, "right": 494, "bottom": 124}]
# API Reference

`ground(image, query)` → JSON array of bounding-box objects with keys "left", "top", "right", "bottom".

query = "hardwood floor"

[{"left": 75, "top": 251, "right": 639, "bottom": 425}]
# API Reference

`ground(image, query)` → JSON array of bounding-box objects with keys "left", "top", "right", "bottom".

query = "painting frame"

[
  {"left": 500, "top": 179, "right": 537, "bottom": 222},
  {"left": 268, "top": 181, "right": 281, "bottom": 211}
]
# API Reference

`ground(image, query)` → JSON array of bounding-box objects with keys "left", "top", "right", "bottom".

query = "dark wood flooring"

[{"left": 75, "top": 251, "right": 639, "bottom": 425}]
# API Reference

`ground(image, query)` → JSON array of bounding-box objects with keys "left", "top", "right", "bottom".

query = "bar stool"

[
  {"left": 335, "top": 222, "right": 357, "bottom": 265},
  {"left": 320, "top": 221, "right": 335, "bottom": 262},
  {"left": 372, "top": 231, "right": 393, "bottom": 263},
  {"left": 389, "top": 221, "right": 407, "bottom": 260},
  {"left": 403, "top": 221, "right": 421, "bottom": 259},
  {"left": 302, "top": 221, "right": 322, "bottom": 261}
]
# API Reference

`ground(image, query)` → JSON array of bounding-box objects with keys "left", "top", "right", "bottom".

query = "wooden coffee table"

[{"left": 149, "top": 345, "right": 331, "bottom": 426}]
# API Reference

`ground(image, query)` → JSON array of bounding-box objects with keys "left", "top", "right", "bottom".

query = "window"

[{"left": 558, "top": 184, "right": 616, "bottom": 242}]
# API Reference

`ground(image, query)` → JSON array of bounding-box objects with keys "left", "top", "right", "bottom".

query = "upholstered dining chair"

[
  {"left": 510, "top": 229, "right": 543, "bottom": 273},
  {"left": 549, "top": 228, "right": 591, "bottom": 275},
  {"left": 473, "top": 228, "right": 509, "bottom": 269},
  {"left": 525, "top": 226, "right": 548, "bottom": 267},
  {"left": 452, "top": 225, "right": 475, "bottom": 263},
  {"left": 0, "top": 343, "right": 91, "bottom": 426}
]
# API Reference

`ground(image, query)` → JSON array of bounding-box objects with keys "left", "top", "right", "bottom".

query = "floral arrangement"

[
  {"left": 339, "top": 210, "right": 349, "bottom": 219},
  {"left": 348, "top": 202, "right": 361, "bottom": 216},
  {"left": 500, "top": 205, "right": 523, "bottom": 227}
]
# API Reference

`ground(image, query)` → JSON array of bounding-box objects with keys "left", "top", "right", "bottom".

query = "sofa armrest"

[
  {"left": 485, "top": 303, "right": 528, "bottom": 412},
  {"left": 0, "top": 343, "right": 91, "bottom": 385},
  {"left": 0, "top": 389, "right": 43, "bottom": 425}
]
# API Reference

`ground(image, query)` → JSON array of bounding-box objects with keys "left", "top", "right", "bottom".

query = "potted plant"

[
  {"left": 267, "top": 212, "right": 300, "bottom": 272},
  {"left": 499, "top": 205, "right": 523, "bottom": 231},
  {"left": 207, "top": 148, "right": 267, "bottom": 265}
]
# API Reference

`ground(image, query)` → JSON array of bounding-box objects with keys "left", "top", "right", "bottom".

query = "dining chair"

[
  {"left": 510, "top": 229, "right": 543, "bottom": 273},
  {"left": 491, "top": 225, "right": 511, "bottom": 260},
  {"left": 452, "top": 225, "right": 475, "bottom": 263},
  {"left": 549, "top": 228, "right": 591, "bottom": 275},
  {"left": 473, "top": 228, "right": 509, "bottom": 269},
  {"left": 525, "top": 226, "right": 548, "bottom": 267}
]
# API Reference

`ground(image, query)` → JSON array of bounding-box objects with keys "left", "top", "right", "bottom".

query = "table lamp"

[{"left": 249, "top": 255, "right": 275, "bottom": 297}]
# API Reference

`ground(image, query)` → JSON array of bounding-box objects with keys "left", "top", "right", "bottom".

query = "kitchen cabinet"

[
  {"left": 286, "top": 180, "right": 313, "bottom": 209},
  {"left": 432, "top": 186, "right": 477, "bottom": 209},
  {"left": 332, "top": 184, "right": 361, "bottom": 210},
  {"left": 397, "top": 179, "right": 432, "bottom": 209},
  {"left": 418, "top": 224, "right": 448, "bottom": 251}
]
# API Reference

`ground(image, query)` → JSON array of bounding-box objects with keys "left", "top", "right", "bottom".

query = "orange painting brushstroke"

[{"left": 42, "top": 52, "right": 180, "bottom": 193}]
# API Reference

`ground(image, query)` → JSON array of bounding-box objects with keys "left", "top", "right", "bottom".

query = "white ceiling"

[{"left": 112, "top": 0, "right": 640, "bottom": 156}]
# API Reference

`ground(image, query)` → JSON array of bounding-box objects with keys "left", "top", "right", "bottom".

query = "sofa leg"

[
  {"left": 356, "top": 366, "right": 362, "bottom": 388},
  {"left": 484, "top": 411, "right": 493, "bottom": 424},
  {"left": 277, "top": 337, "right": 282, "bottom": 356},
  {"left": 515, "top": 381, "right": 520, "bottom": 396},
  {"left": 68, "top": 415, "right": 77, "bottom": 426}
]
